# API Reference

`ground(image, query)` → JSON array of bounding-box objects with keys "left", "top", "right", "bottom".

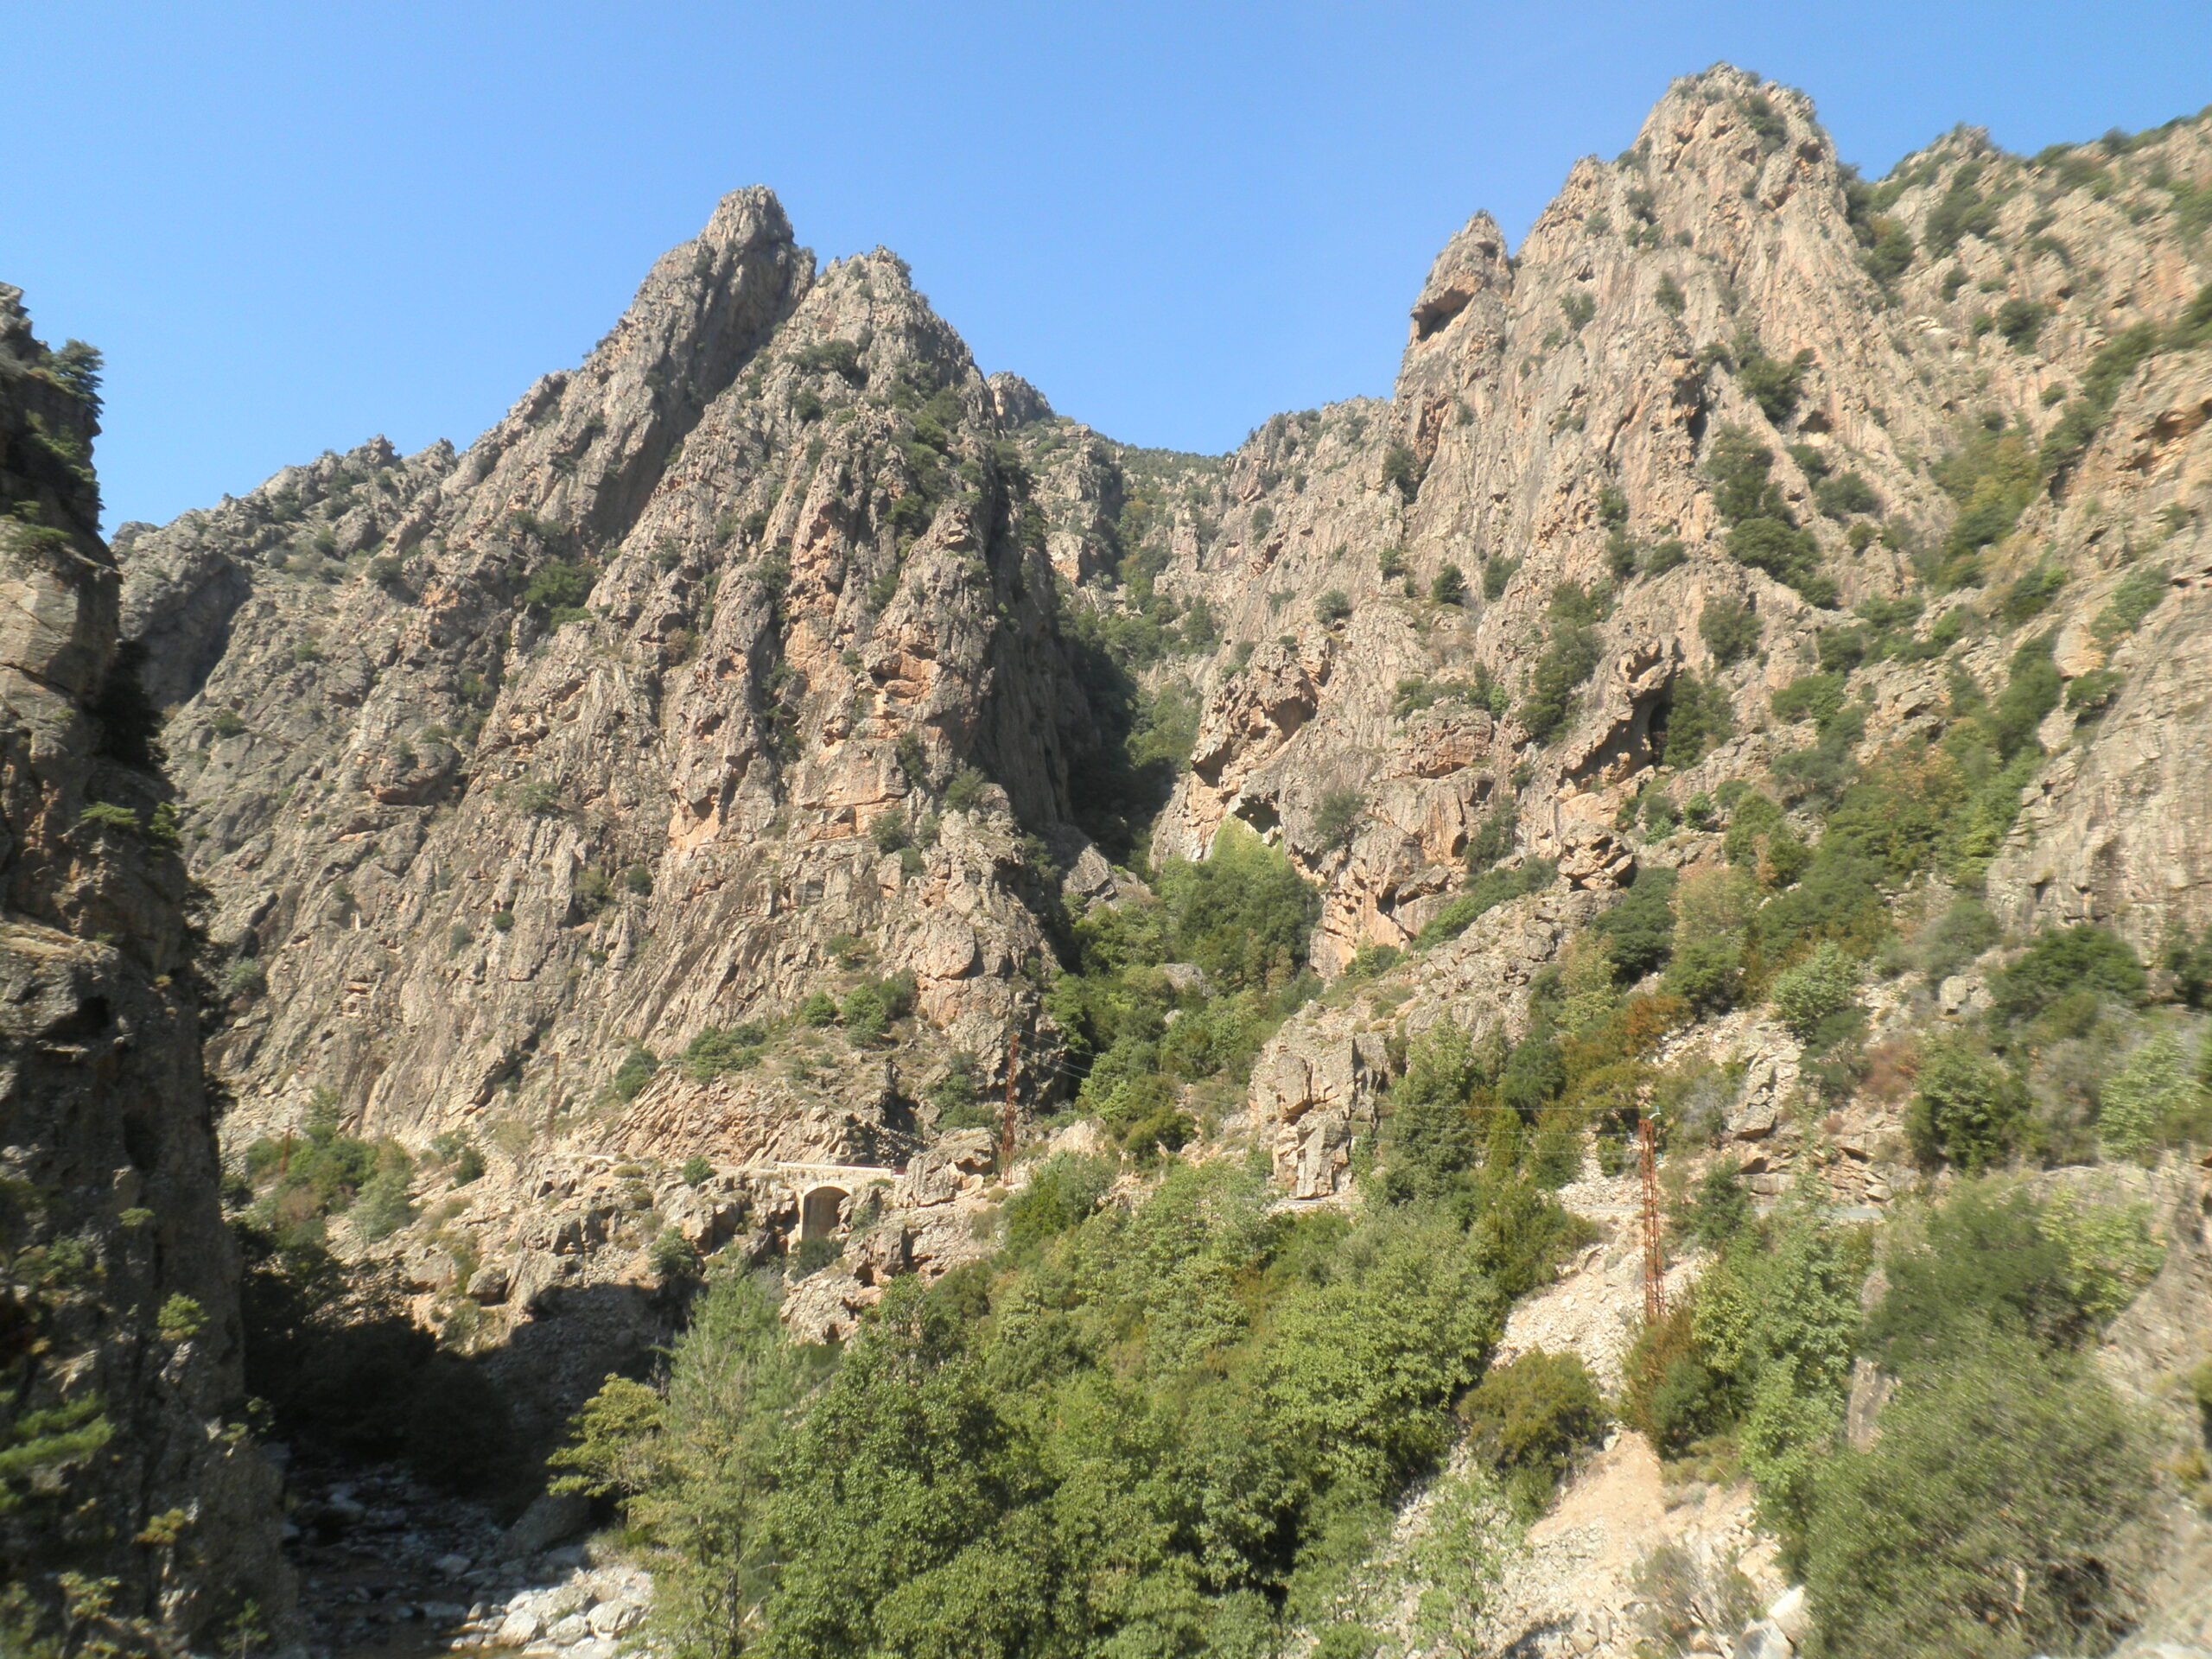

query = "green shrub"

[
  {"left": 789, "top": 1236, "right": 842, "bottom": 1280},
  {"left": 79, "top": 800, "right": 141, "bottom": 835},
  {"left": 1768, "top": 943, "right": 1859, "bottom": 1043},
  {"left": 1430, "top": 563, "right": 1467, "bottom": 605},
  {"left": 2165, "top": 927, "right": 2212, "bottom": 1011},
  {"left": 1594, "top": 868, "right": 1677, "bottom": 982},
  {"left": 1660, "top": 869, "right": 1753, "bottom": 1015},
  {"left": 1148, "top": 823, "right": 1320, "bottom": 989},
  {"left": 1913, "top": 896, "right": 1999, "bottom": 984},
  {"left": 1906, "top": 1039, "right": 2024, "bottom": 1170},
  {"left": 682, "top": 1022, "right": 769, "bottom": 1079},
  {"left": 156, "top": 1294, "right": 207, "bottom": 1343},
  {"left": 2063, "top": 667, "right": 2123, "bottom": 714},
  {"left": 1814, "top": 470, "right": 1878, "bottom": 519},
  {"left": 1458, "top": 1349, "right": 1605, "bottom": 1514},
  {"left": 649, "top": 1229, "right": 699, "bottom": 1282},
  {"left": 1993, "top": 296, "right": 2046, "bottom": 351},
  {"left": 1660, "top": 672, "right": 1733, "bottom": 768},
  {"left": 1923, "top": 161, "right": 1996, "bottom": 257},
  {"left": 1707, "top": 427, "right": 1830, "bottom": 603},
  {"left": 611, "top": 1046, "right": 660, "bottom": 1102},
  {"left": 523, "top": 557, "right": 597, "bottom": 620},
  {"left": 1314, "top": 588, "right": 1351, "bottom": 626},
  {"left": 1999, "top": 561, "right": 2066, "bottom": 622},
  {"left": 1003, "top": 1153, "right": 1113, "bottom": 1255},
  {"left": 1991, "top": 925, "right": 2145, "bottom": 1029},
  {"left": 1655, "top": 274, "right": 1686, "bottom": 315},
  {"left": 1382, "top": 442, "right": 1422, "bottom": 499},
  {"left": 1732, "top": 331, "right": 1812, "bottom": 423},
  {"left": 353, "top": 1165, "right": 416, "bottom": 1242},
  {"left": 221, "top": 957, "right": 268, "bottom": 1001},
  {"left": 682, "top": 1154, "right": 714, "bottom": 1186},
  {"left": 1772, "top": 671, "right": 1848, "bottom": 729},
  {"left": 797, "top": 337, "right": 862, "bottom": 379},
  {"left": 1681, "top": 1159, "right": 1752, "bottom": 1250},
  {"left": 2041, "top": 323, "right": 2160, "bottom": 480},
  {"left": 2098, "top": 1031, "right": 2208, "bottom": 1160},
  {"left": 1520, "top": 584, "right": 1603, "bottom": 742},
  {"left": 1464, "top": 801, "right": 1515, "bottom": 873},
  {"left": 1395, "top": 670, "right": 1507, "bottom": 722},
  {"left": 1802, "top": 1333, "right": 2152, "bottom": 1659},
  {"left": 1699, "top": 596, "right": 1759, "bottom": 664},
  {"left": 841, "top": 983, "right": 891, "bottom": 1043},
  {"left": 1374, "top": 1029, "right": 1486, "bottom": 1204},
  {"left": 942, "top": 766, "right": 989, "bottom": 814},
  {"left": 1623, "top": 1305, "right": 1724, "bottom": 1455},
  {"left": 1417, "top": 861, "right": 1554, "bottom": 949},
  {"left": 1313, "top": 787, "right": 1364, "bottom": 851},
  {"left": 1933, "top": 418, "right": 2037, "bottom": 583},
  {"left": 2090, "top": 563, "right": 2167, "bottom": 645},
  {"left": 1989, "top": 633, "right": 2061, "bottom": 757},
  {"left": 1865, "top": 1185, "right": 2091, "bottom": 1366}
]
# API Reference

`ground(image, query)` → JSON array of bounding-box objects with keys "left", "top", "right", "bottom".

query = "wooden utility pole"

[
  {"left": 1638, "top": 1113, "right": 1666, "bottom": 1324},
  {"left": 999, "top": 1032, "right": 1020, "bottom": 1171}
]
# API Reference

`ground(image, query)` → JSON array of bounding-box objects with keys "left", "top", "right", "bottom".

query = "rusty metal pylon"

[
  {"left": 1000, "top": 1031, "right": 1020, "bottom": 1171},
  {"left": 1639, "top": 1113, "right": 1666, "bottom": 1324}
]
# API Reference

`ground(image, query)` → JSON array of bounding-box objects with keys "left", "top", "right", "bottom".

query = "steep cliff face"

[
  {"left": 0, "top": 288, "right": 289, "bottom": 1648},
  {"left": 113, "top": 192, "right": 1135, "bottom": 1363},
  {"left": 1142, "top": 69, "right": 2211, "bottom": 958},
  {"left": 124, "top": 191, "right": 1094, "bottom": 1158},
  {"left": 1094, "top": 70, "right": 2212, "bottom": 1189},
  {"left": 118, "top": 70, "right": 2212, "bottom": 1344}
]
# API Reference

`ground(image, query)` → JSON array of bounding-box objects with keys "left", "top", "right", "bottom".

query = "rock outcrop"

[{"left": 0, "top": 287, "right": 289, "bottom": 1648}]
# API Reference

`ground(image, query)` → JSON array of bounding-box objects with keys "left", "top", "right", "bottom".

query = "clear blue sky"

[{"left": 10, "top": 2, "right": 2210, "bottom": 531}]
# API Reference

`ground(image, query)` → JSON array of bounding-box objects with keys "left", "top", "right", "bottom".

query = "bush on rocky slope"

[
  {"left": 1802, "top": 1181, "right": 2163, "bottom": 1659},
  {"left": 1046, "top": 823, "right": 1321, "bottom": 1157},
  {"left": 559, "top": 1157, "right": 1587, "bottom": 1656}
]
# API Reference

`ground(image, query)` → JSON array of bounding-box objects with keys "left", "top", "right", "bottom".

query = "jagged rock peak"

[
  {"left": 565, "top": 184, "right": 809, "bottom": 404},
  {"left": 988, "top": 371, "right": 1054, "bottom": 427},
  {"left": 1408, "top": 211, "right": 1510, "bottom": 346}
]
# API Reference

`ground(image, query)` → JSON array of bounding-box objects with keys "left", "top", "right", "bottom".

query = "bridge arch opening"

[{"left": 799, "top": 1184, "right": 849, "bottom": 1242}]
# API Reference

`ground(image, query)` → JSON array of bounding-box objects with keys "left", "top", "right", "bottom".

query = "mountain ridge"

[{"left": 6, "top": 60, "right": 2211, "bottom": 1658}]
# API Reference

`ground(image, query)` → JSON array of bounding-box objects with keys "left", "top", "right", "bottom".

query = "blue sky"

[{"left": 10, "top": 2, "right": 2210, "bottom": 531}]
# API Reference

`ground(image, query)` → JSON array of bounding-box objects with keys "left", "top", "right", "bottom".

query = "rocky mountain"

[
  {"left": 0, "top": 289, "right": 289, "bottom": 1648},
  {"left": 16, "top": 60, "right": 2211, "bottom": 1659}
]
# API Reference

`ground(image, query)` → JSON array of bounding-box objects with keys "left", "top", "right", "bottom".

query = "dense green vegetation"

[
  {"left": 1045, "top": 823, "right": 1320, "bottom": 1157},
  {"left": 239, "top": 1093, "right": 416, "bottom": 1246},
  {"left": 1614, "top": 1176, "right": 2165, "bottom": 1659},
  {"left": 1519, "top": 583, "right": 1604, "bottom": 742},
  {"left": 1707, "top": 427, "right": 1837, "bottom": 607},
  {"left": 1802, "top": 1185, "right": 2161, "bottom": 1659},
  {"left": 559, "top": 1146, "right": 1591, "bottom": 1659}
]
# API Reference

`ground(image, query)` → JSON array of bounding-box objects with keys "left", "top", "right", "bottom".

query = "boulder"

[{"left": 499, "top": 1490, "right": 590, "bottom": 1559}]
